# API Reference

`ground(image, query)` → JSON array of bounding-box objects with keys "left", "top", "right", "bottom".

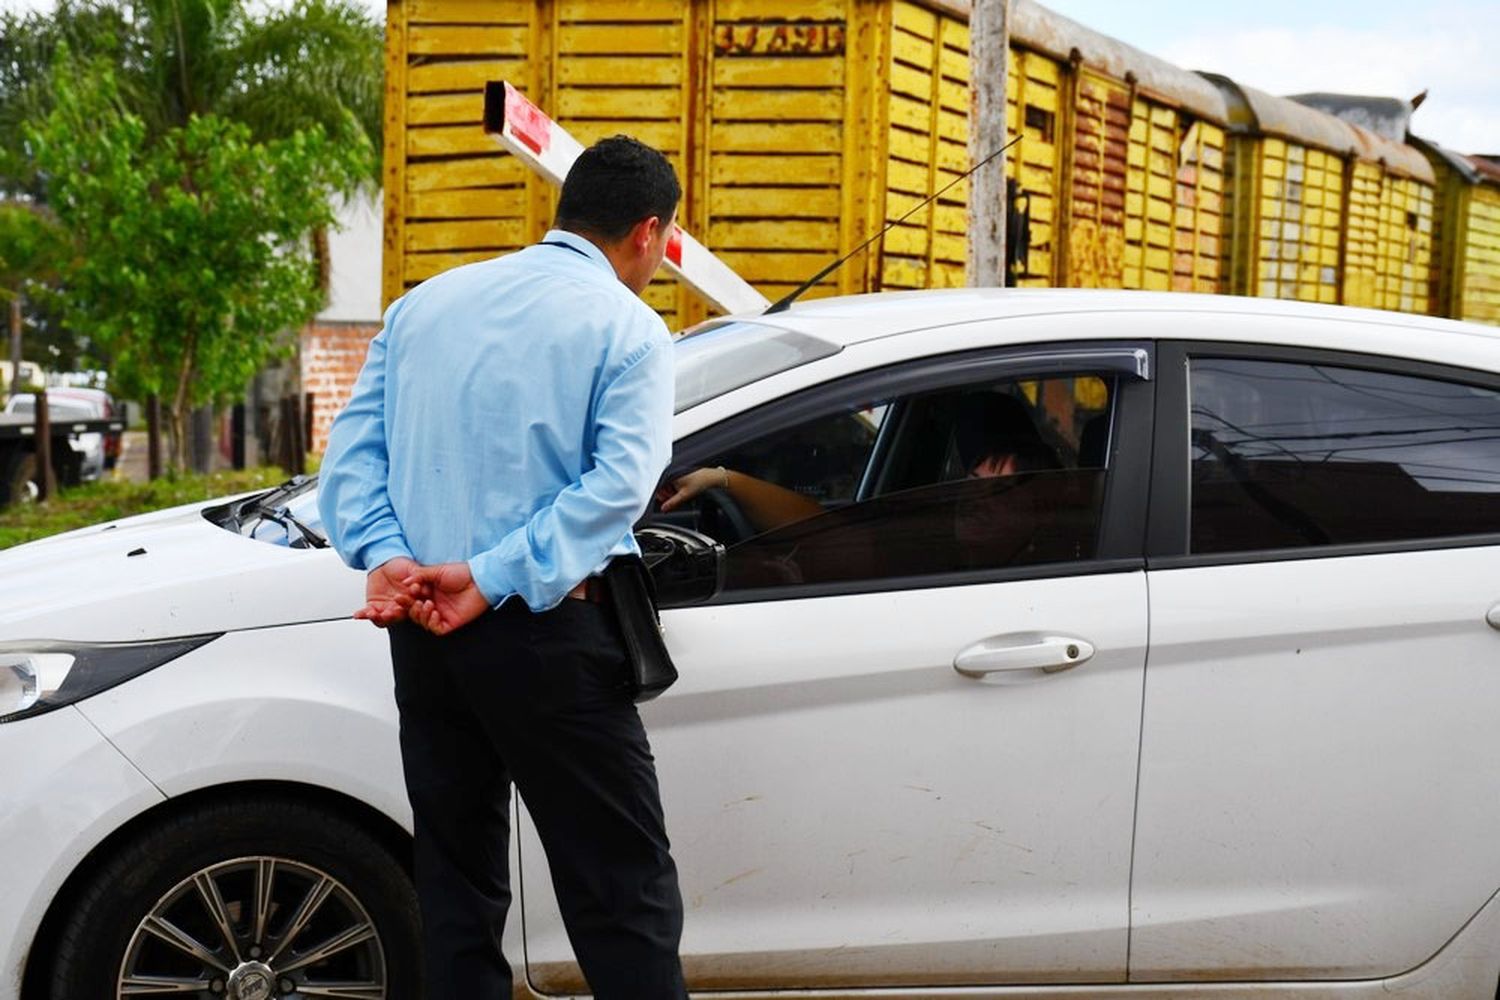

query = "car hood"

[{"left": 0, "top": 499, "right": 364, "bottom": 642}]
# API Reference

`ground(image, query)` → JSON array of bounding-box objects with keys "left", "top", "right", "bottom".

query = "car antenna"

[{"left": 763, "top": 134, "right": 1022, "bottom": 316}]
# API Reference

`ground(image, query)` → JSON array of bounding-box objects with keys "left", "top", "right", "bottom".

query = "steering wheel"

[{"left": 701, "top": 486, "right": 758, "bottom": 545}]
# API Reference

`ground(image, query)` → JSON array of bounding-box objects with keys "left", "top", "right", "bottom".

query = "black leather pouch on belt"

[{"left": 602, "top": 554, "right": 679, "bottom": 702}]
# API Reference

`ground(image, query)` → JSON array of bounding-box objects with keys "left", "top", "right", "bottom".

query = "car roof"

[{"left": 748, "top": 288, "right": 1498, "bottom": 349}]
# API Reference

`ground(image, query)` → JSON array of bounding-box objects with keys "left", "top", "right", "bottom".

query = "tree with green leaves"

[
  {"left": 0, "top": 0, "right": 383, "bottom": 194},
  {"left": 0, "top": 0, "right": 382, "bottom": 471},
  {"left": 0, "top": 201, "right": 67, "bottom": 395},
  {"left": 29, "top": 60, "right": 369, "bottom": 468}
]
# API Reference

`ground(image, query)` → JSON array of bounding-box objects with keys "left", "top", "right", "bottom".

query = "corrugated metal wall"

[
  {"left": 1460, "top": 187, "right": 1500, "bottom": 323},
  {"left": 384, "top": 0, "right": 1473, "bottom": 328}
]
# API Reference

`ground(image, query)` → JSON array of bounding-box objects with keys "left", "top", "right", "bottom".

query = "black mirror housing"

[{"left": 636, "top": 523, "right": 725, "bottom": 607}]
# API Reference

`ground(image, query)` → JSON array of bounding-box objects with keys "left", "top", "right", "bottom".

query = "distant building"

[{"left": 300, "top": 192, "right": 383, "bottom": 453}]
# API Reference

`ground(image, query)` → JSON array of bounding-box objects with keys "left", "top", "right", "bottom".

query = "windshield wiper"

[{"left": 245, "top": 502, "right": 327, "bottom": 549}]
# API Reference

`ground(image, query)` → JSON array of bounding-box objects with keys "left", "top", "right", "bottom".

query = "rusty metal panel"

[
  {"left": 879, "top": 0, "right": 941, "bottom": 291},
  {"left": 1176, "top": 121, "right": 1226, "bottom": 293},
  {"left": 707, "top": 0, "right": 862, "bottom": 309},
  {"left": 1066, "top": 68, "right": 1129, "bottom": 287},
  {"left": 391, "top": 0, "right": 533, "bottom": 303},
  {"left": 1419, "top": 142, "right": 1500, "bottom": 326},
  {"left": 1248, "top": 141, "right": 1345, "bottom": 304},
  {"left": 1343, "top": 160, "right": 1383, "bottom": 308},
  {"left": 1461, "top": 185, "right": 1500, "bottom": 325},
  {"left": 548, "top": 0, "right": 697, "bottom": 328},
  {"left": 1372, "top": 174, "right": 1434, "bottom": 313},
  {"left": 1008, "top": 47, "right": 1063, "bottom": 287}
]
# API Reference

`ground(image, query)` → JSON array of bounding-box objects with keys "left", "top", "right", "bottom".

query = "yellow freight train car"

[
  {"left": 383, "top": 0, "right": 1489, "bottom": 327},
  {"left": 1200, "top": 75, "right": 1437, "bottom": 312},
  {"left": 1418, "top": 142, "right": 1500, "bottom": 326},
  {"left": 387, "top": 0, "right": 962, "bottom": 326},
  {"left": 383, "top": 0, "right": 1231, "bottom": 314}
]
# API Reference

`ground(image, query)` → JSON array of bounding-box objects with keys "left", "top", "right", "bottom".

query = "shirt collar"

[{"left": 540, "top": 229, "right": 615, "bottom": 277}]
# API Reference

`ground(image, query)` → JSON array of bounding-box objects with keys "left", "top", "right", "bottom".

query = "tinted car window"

[
  {"left": 1189, "top": 358, "right": 1500, "bottom": 553},
  {"left": 656, "top": 374, "right": 1116, "bottom": 596}
]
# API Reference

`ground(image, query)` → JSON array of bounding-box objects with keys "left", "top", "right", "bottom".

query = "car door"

[
  {"left": 1133, "top": 339, "right": 1500, "bottom": 982},
  {"left": 521, "top": 342, "right": 1155, "bottom": 991}
]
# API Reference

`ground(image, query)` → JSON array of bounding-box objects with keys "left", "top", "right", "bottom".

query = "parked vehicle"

[
  {"left": 44, "top": 386, "right": 123, "bottom": 471},
  {"left": 5, "top": 289, "right": 1500, "bottom": 999},
  {"left": 0, "top": 391, "right": 122, "bottom": 504},
  {"left": 3, "top": 395, "right": 106, "bottom": 485}
]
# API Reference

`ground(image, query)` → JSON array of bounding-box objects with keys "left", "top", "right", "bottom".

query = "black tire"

[
  {"left": 2, "top": 450, "right": 36, "bottom": 506},
  {"left": 48, "top": 795, "right": 421, "bottom": 999}
]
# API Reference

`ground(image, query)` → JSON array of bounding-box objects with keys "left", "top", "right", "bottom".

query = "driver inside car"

[{"left": 656, "top": 391, "right": 1062, "bottom": 537}]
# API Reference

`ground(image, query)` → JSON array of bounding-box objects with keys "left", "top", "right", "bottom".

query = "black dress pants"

[{"left": 389, "top": 597, "right": 687, "bottom": 999}]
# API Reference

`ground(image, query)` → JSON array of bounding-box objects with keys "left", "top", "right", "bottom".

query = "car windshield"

[
  {"left": 204, "top": 475, "right": 327, "bottom": 549},
  {"left": 673, "top": 320, "right": 840, "bottom": 413}
]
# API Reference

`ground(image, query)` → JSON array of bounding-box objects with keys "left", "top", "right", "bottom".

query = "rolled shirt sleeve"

[
  {"left": 317, "top": 302, "right": 415, "bottom": 573},
  {"left": 467, "top": 334, "right": 674, "bottom": 610}
]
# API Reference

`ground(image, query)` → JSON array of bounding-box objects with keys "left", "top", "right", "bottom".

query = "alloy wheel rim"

[{"left": 116, "top": 855, "right": 387, "bottom": 998}]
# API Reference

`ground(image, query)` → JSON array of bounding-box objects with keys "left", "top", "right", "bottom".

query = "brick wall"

[{"left": 300, "top": 320, "right": 380, "bottom": 453}]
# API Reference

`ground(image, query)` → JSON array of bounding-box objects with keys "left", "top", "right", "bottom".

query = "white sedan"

[{"left": 4, "top": 289, "right": 1500, "bottom": 1000}]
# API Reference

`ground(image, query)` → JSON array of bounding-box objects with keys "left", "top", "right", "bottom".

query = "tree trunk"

[
  {"left": 968, "top": 0, "right": 1010, "bottom": 287},
  {"left": 168, "top": 338, "right": 198, "bottom": 473},
  {"left": 7, "top": 296, "right": 20, "bottom": 398},
  {"left": 146, "top": 394, "right": 163, "bottom": 480}
]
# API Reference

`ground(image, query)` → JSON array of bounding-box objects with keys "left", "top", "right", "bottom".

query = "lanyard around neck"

[{"left": 540, "top": 239, "right": 591, "bottom": 260}]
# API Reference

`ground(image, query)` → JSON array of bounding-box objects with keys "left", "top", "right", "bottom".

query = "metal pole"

[
  {"left": 967, "top": 0, "right": 1010, "bottom": 288},
  {"left": 33, "top": 390, "right": 56, "bottom": 501},
  {"left": 231, "top": 403, "right": 246, "bottom": 470},
  {"left": 7, "top": 297, "right": 20, "bottom": 399},
  {"left": 146, "top": 394, "right": 162, "bottom": 480}
]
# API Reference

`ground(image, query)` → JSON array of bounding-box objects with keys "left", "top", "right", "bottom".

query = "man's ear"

[{"left": 632, "top": 215, "right": 661, "bottom": 255}]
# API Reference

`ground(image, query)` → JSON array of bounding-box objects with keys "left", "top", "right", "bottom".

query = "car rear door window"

[{"left": 1189, "top": 358, "right": 1500, "bottom": 553}]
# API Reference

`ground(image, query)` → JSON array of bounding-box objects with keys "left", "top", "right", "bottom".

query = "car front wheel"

[{"left": 48, "top": 794, "right": 420, "bottom": 999}]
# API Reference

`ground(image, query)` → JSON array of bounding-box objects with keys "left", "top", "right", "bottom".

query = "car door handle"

[{"left": 953, "top": 634, "right": 1095, "bottom": 678}]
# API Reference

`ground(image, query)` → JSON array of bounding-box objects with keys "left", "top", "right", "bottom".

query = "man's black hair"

[
  {"left": 555, "top": 135, "right": 681, "bottom": 242},
  {"left": 955, "top": 393, "right": 1061, "bottom": 474}
]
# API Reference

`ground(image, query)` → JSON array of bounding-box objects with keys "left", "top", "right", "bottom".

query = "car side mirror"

[{"left": 636, "top": 523, "right": 725, "bottom": 608}]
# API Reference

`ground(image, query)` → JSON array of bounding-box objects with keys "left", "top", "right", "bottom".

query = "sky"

[
  {"left": 3, "top": 0, "right": 1495, "bottom": 155},
  {"left": 1039, "top": 0, "right": 1499, "bottom": 155}
]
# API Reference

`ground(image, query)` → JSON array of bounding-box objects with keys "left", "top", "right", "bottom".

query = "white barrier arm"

[{"left": 483, "top": 81, "right": 770, "bottom": 316}]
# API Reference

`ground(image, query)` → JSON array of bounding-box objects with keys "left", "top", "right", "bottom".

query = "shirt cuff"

[
  {"left": 467, "top": 553, "right": 510, "bottom": 608},
  {"left": 360, "top": 539, "right": 414, "bottom": 573}
]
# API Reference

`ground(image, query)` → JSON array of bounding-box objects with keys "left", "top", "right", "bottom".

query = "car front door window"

[{"left": 658, "top": 373, "right": 1119, "bottom": 599}]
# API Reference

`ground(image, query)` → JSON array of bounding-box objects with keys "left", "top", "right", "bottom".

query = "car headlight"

[{"left": 0, "top": 635, "right": 219, "bottom": 724}]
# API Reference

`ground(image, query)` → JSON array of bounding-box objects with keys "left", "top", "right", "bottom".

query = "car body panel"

[
  {"left": 523, "top": 573, "right": 1148, "bottom": 990},
  {"left": 0, "top": 502, "right": 361, "bottom": 641},
  {"left": 1133, "top": 547, "right": 1500, "bottom": 980},
  {"left": 75, "top": 620, "right": 410, "bottom": 826},
  {"left": 0, "top": 707, "right": 164, "bottom": 997}
]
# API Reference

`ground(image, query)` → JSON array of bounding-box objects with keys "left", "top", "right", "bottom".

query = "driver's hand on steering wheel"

[{"left": 657, "top": 467, "right": 729, "bottom": 512}]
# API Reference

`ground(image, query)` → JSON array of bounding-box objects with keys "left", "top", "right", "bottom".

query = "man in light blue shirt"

[{"left": 319, "top": 136, "right": 686, "bottom": 999}]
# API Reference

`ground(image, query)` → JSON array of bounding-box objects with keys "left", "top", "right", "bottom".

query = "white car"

[{"left": 5, "top": 289, "right": 1500, "bottom": 1000}]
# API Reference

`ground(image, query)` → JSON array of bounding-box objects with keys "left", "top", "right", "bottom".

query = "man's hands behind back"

[
  {"left": 401, "top": 562, "right": 491, "bottom": 636},
  {"left": 356, "top": 557, "right": 421, "bottom": 628},
  {"left": 355, "top": 558, "right": 490, "bottom": 636}
]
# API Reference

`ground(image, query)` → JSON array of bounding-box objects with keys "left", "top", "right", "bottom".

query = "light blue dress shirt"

[{"left": 318, "top": 229, "right": 675, "bottom": 611}]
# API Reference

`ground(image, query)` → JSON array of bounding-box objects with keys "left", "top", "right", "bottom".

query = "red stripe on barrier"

[
  {"left": 506, "top": 86, "right": 551, "bottom": 156},
  {"left": 665, "top": 225, "right": 684, "bottom": 267}
]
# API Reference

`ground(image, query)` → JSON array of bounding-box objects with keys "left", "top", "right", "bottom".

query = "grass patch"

[{"left": 0, "top": 467, "right": 293, "bottom": 549}]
